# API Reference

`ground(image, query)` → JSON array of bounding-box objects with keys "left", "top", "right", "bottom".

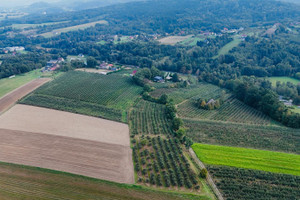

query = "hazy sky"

[{"left": 0, "top": 0, "right": 60, "bottom": 8}]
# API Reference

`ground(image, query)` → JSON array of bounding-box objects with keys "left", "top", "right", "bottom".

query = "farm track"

[
  {"left": 0, "top": 129, "right": 134, "bottom": 184},
  {"left": 189, "top": 148, "right": 223, "bottom": 200},
  {"left": 0, "top": 78, "right": 50, "bottom": 114}
]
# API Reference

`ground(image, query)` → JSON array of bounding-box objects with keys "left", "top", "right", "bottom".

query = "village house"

[
  {"left": 44, "top": 58, "right": 64, "bottom": 72},
  {"left": 4, "top": 46, "right": 25, "bottom": 52},
  {"left": 154, "top": 76, "right": 164, "bottom": 83}
]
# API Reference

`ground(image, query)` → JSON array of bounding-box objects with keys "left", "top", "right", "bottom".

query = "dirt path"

[
  {"left": 0, "top": 78, "right": 50, "bottom": 114},
  {"left": 0, "top": 129, "right": 134, "bottom": 184},
  {"left": 189, "top": 148, "right": 224, "bottom": 200}
]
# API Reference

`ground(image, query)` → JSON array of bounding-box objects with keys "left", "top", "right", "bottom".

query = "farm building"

[
  {"left": 44, "top": 58, "right": 64, "bottom": 71},
  {"left": 4, "top": 46, "right": 25, "bottom": 52},
  {"left": 154, "top": 76, "right": 164, "bottom": 82}
]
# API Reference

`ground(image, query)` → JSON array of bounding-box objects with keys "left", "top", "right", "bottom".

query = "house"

[
  {"left": 78, "top": 54, "right": 84, "bottom": 58},
  {"left": 154, "top": 76, "right": 164, "bottom": 82},
  {"left": 4, "top": 46, "right": 25, "bottom": 52},
  {"left": 99, "top": 62, "right": 110, "bottom": 69},
  {"left": 57, "top": 57, "right": 65, "bottom": 63},
  {"left": 45, "top": 59, "right": 61, "bottom": 71},
  {"left": 207, "top": 99, "right": 216, "bottom": 105}
]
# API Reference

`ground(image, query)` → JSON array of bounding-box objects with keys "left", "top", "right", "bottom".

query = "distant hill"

[
  {"left": 22, "top": 2, "right": 64, "bottom": 14},
  {"left": 55, "top": 0, "right": 142, "bottom": 11},
  {"left": 2, "top": 0, "right": 300, "bottom": 33},
  {"left": 279, "top": 0, "right": 300, "bottom": 5}
]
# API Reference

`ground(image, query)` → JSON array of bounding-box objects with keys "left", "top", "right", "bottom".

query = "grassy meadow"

[
  {"left": 192, "top": 143, "right": 300, "bottom": 176},
  {"left": 39, "top": 20, "right": 108, "bottom": 38},
  {"left": 213, "top": 36, "right": 242, "bottom": 58},
  {"left": 268, "top": 76, "right": 300, "bottom": 86},
  {"left": 0, "top": 162, "right": 208, "bottom": 200},
  {"left": 0, "top": 69, "right": 42, "bottom": 98}
]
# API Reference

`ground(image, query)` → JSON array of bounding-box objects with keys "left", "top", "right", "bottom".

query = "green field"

[
  {"left": 178, "top": 96, "right": 272, "bottom": 125},
  {"left": 185, "top": 119, "right": 300, "bottom": 154},
  {"left": 39, "top": 20, "right": 108, "bottom": 38},
  {"left": 192, "top": 143, "right": 300, "bottom": 176},
  {"left": 129, "top": 100, "right": 173, "bottom": 135},
  {"left": 214, "top": 36, "right": 242, "bottom": 58},
  {"left": 0, "top": 70, "right": 42, "bottom": 98},
  {"left": 179, "top": 35, "right": 216, "bottom": 46},
  {"left": 268, "top": 76, "right": 300, "bottom": 86},
  {"left": 11, "top": 21, "right": 69, "bottom": 30},
  {"left": 0, "top": 162, "right": 207, "bottom": 200},
  {"left": 291, "top": 106, "right": 300, "bottom": 114},
  {"left": 21, "top": 71, "right": 142, "bottom": 122},
  {"left": 150, "top": 82, "right": 223, "bottom": 104}
]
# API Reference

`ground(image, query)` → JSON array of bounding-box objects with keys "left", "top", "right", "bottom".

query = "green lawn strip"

[
  {"left": 192, "top": 143, "right": 300, "bottom": 176},
  {"left": 0, "top": 69, "right": 42, "bottom": 98},
  {"left": 0, "top": 161, "right": 209, "bottom": 200},
  {"left": 268, "top": 76, "right": 300, "bottom": 86},
  {"left": 213, "top": 36, "right": 242, "bottom": 58}
]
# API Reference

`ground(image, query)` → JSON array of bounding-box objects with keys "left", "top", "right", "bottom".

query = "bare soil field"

[
  {"left": 158, "top": 35, "right": 194, "bottom": 45},
  {"left": 0, "top": 78, "right": 50, "bottom": 114},
  {"left": 0, "top": 129, "right": 134, "bottom": 184},
  {"left": 0, "top": 104, "right": 130, "bottom": 146}
]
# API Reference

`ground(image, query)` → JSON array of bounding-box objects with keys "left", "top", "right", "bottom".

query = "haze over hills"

[{"left": 0, "top": 0, "right": 299, "bottom": 199}]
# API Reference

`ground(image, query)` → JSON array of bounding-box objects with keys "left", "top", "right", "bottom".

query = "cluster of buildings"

[
  {"left": 279, "top": 96, "right": 293, "bottom": 107},
  {"left": 43, "top": 57, "right": 64, "bottom": 72},
  {"left": 221, "top": 27, "right": 244, "bottom": 34},
  {"left": 99, "top": 62, "right": 118, "bottom": 71},
  {"left": 2, "top": 46, "right": 25, "bottom": 53}
]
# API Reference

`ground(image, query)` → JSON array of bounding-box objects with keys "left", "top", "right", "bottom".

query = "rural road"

[{"left": 189, "top": 148, "right": 224, "bottom": 200}]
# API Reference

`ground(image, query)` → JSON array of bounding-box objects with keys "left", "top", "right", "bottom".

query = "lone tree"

[
  {"left": 199, "top": 168, "right": 208, "bottom": 179},
  {"left": 172, "top": 73, "right": 180, "bottom": 82},
  {"left": 87, "top": 57, "right": 97, "bottom": 68}
]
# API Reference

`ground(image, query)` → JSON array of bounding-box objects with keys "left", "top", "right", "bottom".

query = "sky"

[{"left": 0, "top": 0, "right": 60, "bottom": 8}]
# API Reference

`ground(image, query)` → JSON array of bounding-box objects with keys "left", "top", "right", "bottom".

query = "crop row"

[
  {"left": 150, "top": 83, "right": 222, "bottom": 104},
  {"left": 184, "top": 119, "right": 300, "bottom": 154},
  {"left": 21, "top": 94, "right": 123, "bottom": 122},
  {"left": 34, "top": 71, "right": 142, "bottom": 110},
  {"left": 207, "top": 165, "right": 300, "bottom": 200},
  {"left": 132, "top": 136, "right": 199, "bottom": 190},
  {"left": 129, "top": 100, "right": 173, "bottom": 135},
  {"left": 178, "top": 97, "right": 271, "bottom": 125}
]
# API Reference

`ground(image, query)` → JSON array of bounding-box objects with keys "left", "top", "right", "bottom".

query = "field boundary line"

[
  {"left": 189, "top": 148, "right": 224, "bottom": 200},
  {"left": 0, "top": 78, "right": 51, "bottom": 115}
]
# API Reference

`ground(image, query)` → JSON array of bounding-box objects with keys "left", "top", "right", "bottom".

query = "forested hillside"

[{"left": 1, "top": 0, "right": 299, "bottom": 34}]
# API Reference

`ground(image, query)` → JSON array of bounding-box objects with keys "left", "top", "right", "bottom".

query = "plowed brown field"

[
  {"left": 0, "top": 78, "right": 50, "bottom": 114},
  {"left": 0, "top": 105, "right": 134, "bottom": 184},
  {"left": 0, "top": 129, "right": 134, "bottom": 183}
]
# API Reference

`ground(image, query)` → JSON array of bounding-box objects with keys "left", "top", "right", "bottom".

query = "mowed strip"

[
  {"left": 0, "top": 78, "right": 50, "bottom": 114},
  {"left": 0, "top": 104, "right": 134, "bottom": 183},
  {"left": 0, "top": 129, "right": 134, "bottom": 184},
  {"left": 192, "top": 143, "right": 300, "bottom": 176}
]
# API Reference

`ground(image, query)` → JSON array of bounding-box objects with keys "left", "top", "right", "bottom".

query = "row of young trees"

[{"left": 227, "top": 79, "right": 300, "bottom": 128}]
